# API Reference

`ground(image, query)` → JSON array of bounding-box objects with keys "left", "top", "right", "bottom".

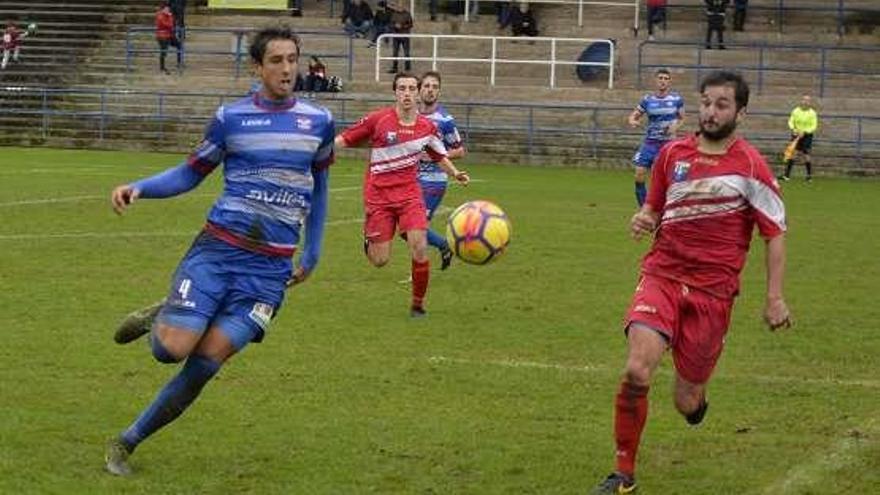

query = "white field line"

[
  {"left": 0, "top": 186, "right": 363, "bottom": 208},
  {"left": 0, "top": 217, "right": 363, "bottom": 241},
  {"left": 427, "top": 355, "right": 880, "bottom": 389},
  {"left": 760, "top": 415, "right": 879, "bottom": 495}
]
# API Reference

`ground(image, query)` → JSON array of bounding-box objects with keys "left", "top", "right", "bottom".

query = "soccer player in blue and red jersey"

[
  {"left": 335, "top": 72, "right": 469, "bottom": 317},
  {"left": 104, "top": 26, "right": 335, "bottom": 476},
  {"left": 628, "top": 68, "right": 684, "bottom": 207},
  {"left": 417, "top": 70, "right": 466, "bottom": 270},
  {"left": 591, "top": 71, "right": 792, "bottom": 494}
]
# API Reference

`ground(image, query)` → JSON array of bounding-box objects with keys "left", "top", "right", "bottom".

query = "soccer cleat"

[
  {"left": 591, "top": 472, "right": 637, "bottom": 494},
  {"left": 113, "top": 300, "right": 164, "bottom": 344},
  {"left": 440, "top": 247, "right": 454, "bottom": 271},
  {"left": 778, "top": 175, "right": 790, "bottom": 182},
  {"left": 685, "top": 399, "right": 709, "bottom": 426},
  {"left": 410, "top": 305, "right": 427, "bottom": 318},
  {"left": 104, "top": 438, "right": 133, "bottom": 476}
]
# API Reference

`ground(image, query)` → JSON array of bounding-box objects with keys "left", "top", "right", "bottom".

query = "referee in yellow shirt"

[{"left": 781, "top": 94, "right": 818, "bottom": 182}]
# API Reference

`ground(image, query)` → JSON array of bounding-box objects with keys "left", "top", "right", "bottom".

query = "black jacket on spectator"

[
  {"left": 510, "top": 6, "right": 538, "bottom": 37},
  {"left": 342, "top": 1, "right": 373, "bottom": 24},
  {"left": 705, "top": 0, "right": 729, "bottom": 28}
]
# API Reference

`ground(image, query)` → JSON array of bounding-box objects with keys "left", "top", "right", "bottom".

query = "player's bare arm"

[
  {"left": 110, "top": 184, "right": 140, "bottom": 215},
  {"left": 630, "top": 206, "right": 659, "bottom": 240},
  {"left": 447, "top": 146, "right": 466, "bottom": 160},
  {"left": 763, "top": 234, "right": 791, "bottom": 330},
  {"left": 668, "top": 111, "right": 685, "bottom": 136},
  {"left": 437, "top": 156, "right": 469, "bottom": 185},
  {"left": 628, "top": 108, "right": 644, "bottom": 128}
]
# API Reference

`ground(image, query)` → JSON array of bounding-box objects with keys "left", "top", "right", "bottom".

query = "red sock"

[
  {"left": 614, "top": 381, "right": 650, "bottom": 477},
  {"left": 411, "top": 258, "right": 430, "bottom": 308}
]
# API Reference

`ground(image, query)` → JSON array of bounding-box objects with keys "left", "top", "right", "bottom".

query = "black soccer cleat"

[
  {"left": 685, "top": 399, "right": 709, "bottom": 426},
  {"left": 113, "top": 300, "right": 164, "bottom": 344},
  {"left": 440, "top": 247, "right": 453, "bottom": 271},
  {"left": 590, "top": 472, "right": 637, "bottom": 494},
  {"left": 410, "top": 305, "right": 427, "bottom": 318}
]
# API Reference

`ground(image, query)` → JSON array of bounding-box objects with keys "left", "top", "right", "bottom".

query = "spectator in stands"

[
  {"left": 733, "top": 0, "right": 748, "bottom": 31},
  {"left": 704, "top": 0, "right": 729, "bottom": 50},
  {"left": 342, "top": 0, "right": 374, "bottom": 38},
  {"left": 1, "top": 20, "right": 26, "bottom": 70},
  {"left": 781, "top": 94, "right": 819, "bottom": 182},
  {"left": 496, "top": 1, "right": 512, "bottom": 30},
  {"left": 468, "top": 0, "right": 480, "bottom": 21},
  {"left": 387, "top": 1, "right": 413, "bottom": 73},
  {"left": 510, "top": 1, "right": 538, "bottom": 38},
  {"left": 288, "top": 0, "right": 303, "bottom": 17},
  {"left": 429, "top": 0, "right": 439, "bottom": 21},
  {"left": 170, "top": 0, "right": 186, "bottom": 40},
  {"left": 155, "top": 1, "right": 182, "bottom": 74},
  {"left": 646, "top": 0, "right": 667, "bottom": 40},
  {"left": 367, "top": 1, "right": 391, "bottom": 48},
  {"left": 305, "top": 56, "right": 328, "bottom": 93}
]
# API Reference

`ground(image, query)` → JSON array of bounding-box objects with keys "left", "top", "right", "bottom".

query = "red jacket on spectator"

[
  {"left": 155, "top": 7, "right": 175, "bottom": 41},
  {"left": 3, "top": 24, "right": 22, "bottom": 50},
  {"left": 647, "top": 0, "right": 667, "bottom": 7}
]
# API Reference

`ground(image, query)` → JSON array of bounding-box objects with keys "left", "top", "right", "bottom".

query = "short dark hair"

[
  {"left": 655, "top": 68, "right": 671, "bottom": 76},
  {"left": 249, "top": 26, "right": 301, "bottom": 65},
  {"left": 699, "top": 70, "right": 750, "bottom": 110},
  {"left": 392, "top": 71, "right": 419, "bottom": 91},
  {"left": 420, "top": 70, "right": 442, "bottom": 88}
]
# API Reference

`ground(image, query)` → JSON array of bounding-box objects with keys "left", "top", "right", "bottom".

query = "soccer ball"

[{"left": 445, "top": 200, "right": 512, "bottom": 265}]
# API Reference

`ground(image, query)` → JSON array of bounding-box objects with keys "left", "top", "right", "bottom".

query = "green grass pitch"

[{"left": 1, "top": 147, "right": 878, "bottom": 494}]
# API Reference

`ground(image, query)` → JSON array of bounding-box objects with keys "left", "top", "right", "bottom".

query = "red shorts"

[
  {"left": 364, "top": 198, "right": 428, "bottom": 242},
  {"left": 624, "top": 274, "right": 734, "bottom": 384}
]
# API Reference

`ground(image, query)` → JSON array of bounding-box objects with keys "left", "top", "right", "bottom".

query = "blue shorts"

[
  {"left": 157, "top": 232, "right": 292, "bottom": 351},
  {"left": 419, "top": 181, "right": 447, "bottom": 220},
  {"left": 632, "top": 140, "right": 666, "bottom": 168}
]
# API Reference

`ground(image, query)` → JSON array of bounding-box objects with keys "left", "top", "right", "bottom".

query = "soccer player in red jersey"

[
  {"left": 335, "top": 72, "right": 469, "bottom": 317},
  {"left": 591, "top": 71, "right": 792, "bottom": 494}
]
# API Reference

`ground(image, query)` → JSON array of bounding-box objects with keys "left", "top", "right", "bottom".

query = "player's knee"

[
  {"left": 623, "top": 362, "right": 653, "bottom": 387},
  {"left": 674, "top": 385, "right": 704, "bottom": 416},
  {"left": 151, "top": 333, "right": 185, "bottom": 363},
  {"left": 368, "top": 254, "right": 389, "bottom": 267}
]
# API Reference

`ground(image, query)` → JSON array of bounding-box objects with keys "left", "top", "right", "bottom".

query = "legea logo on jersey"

[
  {"left": 241, "top": 117, "right": 272, "bottom": 127},
  {"left": 386, "top": 131, "right": 397, "bottom": 144},
  {"left": 296, "top": 117, "right": 312, "bottom": 130},
  {"left": 673, "top": 161, "right": 691, "bottom": 182},
  {"left": 246, "top": 189, "right": 307, "bottom": 207}
]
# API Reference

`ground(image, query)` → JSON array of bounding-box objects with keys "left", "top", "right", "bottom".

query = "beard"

[{"left": 699, "top": 118, "right": 737, "bottom": 141}]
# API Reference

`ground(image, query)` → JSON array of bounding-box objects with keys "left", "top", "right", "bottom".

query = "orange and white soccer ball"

[{"left": 445, "top": 200, "right": 512, "bottom": 265}]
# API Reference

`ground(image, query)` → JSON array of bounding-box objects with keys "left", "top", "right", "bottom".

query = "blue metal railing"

[
  {"left": 1, "top": 87, "right": 878, "bottom": 171},
  {"left": 124, "top": 26, "right": 355, "bottom": 80},
  {"left": 636, "top": 40, "right": 880, "bottom": 97}
]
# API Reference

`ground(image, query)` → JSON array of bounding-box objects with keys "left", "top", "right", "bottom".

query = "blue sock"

[
  {"left": 635, "top": 182, "right": 647, "bottom": 207},
  {"left": 121, "top": 355, "right": 221, "bottom": 451},
  {"left": 426, "top": 228, "right": 449, "bottom": 252}
]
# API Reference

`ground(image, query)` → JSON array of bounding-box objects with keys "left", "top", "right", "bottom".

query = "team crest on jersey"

[
  {"left": 296, "top": 117, "right": 312, "bottom": 130},
  {"left": 386, "top": 131, "right": 398, "bottom": 144},
  {"left": 673, "top": 160, "right": 691, "bottom": 182}
]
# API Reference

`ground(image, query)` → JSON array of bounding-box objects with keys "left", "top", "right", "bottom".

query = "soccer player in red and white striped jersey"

[
  {"left": 591, "top": 71, "right": 792, "bottom": 495},
  {"left": 335, "top": 72, "right": 469, "bottom": 317}
]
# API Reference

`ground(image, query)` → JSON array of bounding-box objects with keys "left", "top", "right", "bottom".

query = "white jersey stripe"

[{"left": 665, "top": 174, "right": 786, "bottom": 231}]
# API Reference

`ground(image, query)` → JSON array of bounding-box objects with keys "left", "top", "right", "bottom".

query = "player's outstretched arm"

[
  {"left": 110, "top": 184, "right": 140, "bottom": 215},
  {"left": 763, "top": 234, "right": 791, "bottom": 331},
  {"left": 630, "top": 206, "right": 659, "bottom": 241},
  {"left": 437, "top": 156, "right": 469, "bottom": 185}
]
